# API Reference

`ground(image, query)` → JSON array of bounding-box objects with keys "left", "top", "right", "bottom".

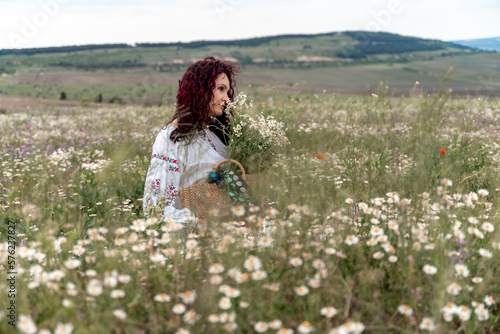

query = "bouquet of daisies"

[{"left": 215, "top": 92, "right": 289, "bottom": 174}]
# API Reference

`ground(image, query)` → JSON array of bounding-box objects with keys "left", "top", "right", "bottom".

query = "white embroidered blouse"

[{"left": 143, "top": 124, "right": 227, "bottom": 222}]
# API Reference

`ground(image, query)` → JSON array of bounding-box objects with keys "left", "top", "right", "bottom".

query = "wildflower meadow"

[{"left": 1, "top": 89, "right": 499, "bottom": 333}]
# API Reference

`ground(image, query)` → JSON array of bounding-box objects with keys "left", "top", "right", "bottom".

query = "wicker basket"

[{"left": 179, "top": 159, "right": 263, "bottom": 219}]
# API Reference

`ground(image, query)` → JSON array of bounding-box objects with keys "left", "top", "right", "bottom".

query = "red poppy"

[
  {"left": 315, "top": 153, "right": 324, "bottom": 159},
  {"left": 440, "top": 148, "right": 446, "bottom": 155}
]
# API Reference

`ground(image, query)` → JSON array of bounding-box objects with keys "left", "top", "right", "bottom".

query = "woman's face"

[{"left": 209, "top": 73, "right": 230, "bottom": 117}]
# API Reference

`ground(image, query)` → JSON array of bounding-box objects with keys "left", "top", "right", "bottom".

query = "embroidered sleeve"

[{"left": 142, "top": 131, "right": 186, "bottom": 219}]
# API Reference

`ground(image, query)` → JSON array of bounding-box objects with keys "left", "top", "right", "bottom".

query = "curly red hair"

[{"left": 170, "top": 56, "right": 239, "bottom": 144}]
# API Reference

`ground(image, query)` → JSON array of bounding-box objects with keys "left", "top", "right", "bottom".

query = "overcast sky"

[{"left": 1, "top": 0, "right": 499, "bottom": 49}]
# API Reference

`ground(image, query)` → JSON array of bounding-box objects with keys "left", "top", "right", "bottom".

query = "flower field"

[{"left": 1, "top": 91, "right": 499, "bottom": 333}]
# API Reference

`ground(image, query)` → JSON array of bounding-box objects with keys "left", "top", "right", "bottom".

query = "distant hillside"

[
  {"left": 0, "top": 31, "right": 480, "bottom": 75},
  {"left": 0, "top": 31, "right": 473, "bottom": 58},
  {"left": 453, "top": 37, "right": 500, "bottom": 52}
]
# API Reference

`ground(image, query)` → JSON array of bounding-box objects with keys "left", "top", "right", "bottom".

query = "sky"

[{"left": 1, "top": 0, "right": 499, "bottom": 49}]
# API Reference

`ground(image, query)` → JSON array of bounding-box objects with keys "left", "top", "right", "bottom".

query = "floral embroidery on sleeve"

[
  {"left": 151, "top": 153, "right": 180, "bottom": 172},
  {"left": 167, "top": 157, "right": 179, "bottom": 172},
  {"left": 151, "top": 178, "right": 160, "bottom": 197},
  {"left": 164, "top": 183, "right": 178, "bottom": 206}
]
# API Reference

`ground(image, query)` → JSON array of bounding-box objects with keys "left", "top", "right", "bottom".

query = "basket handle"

[{"left": 213, "top": 159, "right": 246, "bottom": 176}]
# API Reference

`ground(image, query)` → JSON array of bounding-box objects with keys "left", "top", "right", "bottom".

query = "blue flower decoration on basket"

[{"left": 207, "top": 160, "right": 252, "bottom": 205}]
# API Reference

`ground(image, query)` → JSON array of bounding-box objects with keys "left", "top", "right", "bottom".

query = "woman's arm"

[{"left": 143, "top": 129, "right": 195, "bottom": 223}]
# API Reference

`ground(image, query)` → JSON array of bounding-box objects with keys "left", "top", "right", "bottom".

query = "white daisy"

[
  {"left": 423, "top": 264, "right": 438, "bottom": 275},
  {"left": 320, "top": 306, "right": 338, "bottom": 318}
]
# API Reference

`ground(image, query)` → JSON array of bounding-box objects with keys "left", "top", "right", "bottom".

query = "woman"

[{"left": 143, "top": 57, "right": 238, "bottom": 222}]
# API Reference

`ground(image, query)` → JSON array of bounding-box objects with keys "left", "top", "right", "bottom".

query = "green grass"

[
  {"left": 0, "top": 91, "right": 499, "bottom": 333},
  {"left": 1, "top": 52, "right": 498, "bottom": 103}
]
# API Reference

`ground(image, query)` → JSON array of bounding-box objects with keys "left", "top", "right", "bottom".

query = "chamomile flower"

[
  {"left": 231, "top": 205, "right": 246, "bottom": 217},
  {"left": 442, "top": 302, "right": 458, "bottom": 314},
  {"left": 172, "top": 303, "right": 186, "bottom": 314},
  {"left": 183, "top": 310, "right": 200, "bottom": 325},
  {"left": 251, "top": 270, "right": 267, "bottom": 280},
  {"left": 113, "top": 309, "right": 127, "bottom": 320},
  {"left": 244, "top": 256, "right": 262, "bottom": 271},
  {"left": 208, "top": 314, "right": 219, "bottom": 323},
  {"left": 370, "top": 226, "right": 384, "bottom": 237},
  {"left": 312, "top": 259, "right": 325, "bottom": 269},
  {"left": 423, "top": 264, "right": 438, "bottom": 275},
  {"left": 110, "top": 289, "right": 125, "bottom": 299},
  {"left": 154, "top": 293, "right": 171, "bottom": 302},
  {"left": 457, "top": 305, "right": 472, "bottom": 321},
  {"left": 209, "top": 263, "right": 225, "bottom": 274},
  {"left": 455, "top": 264, "right": 470, "bottom": 277},
  {"left": 254, "top": 321, "right": 269, "bottom": 333},
  {"left": 225, "top": 287, "right": 241, "bottom": 298},
  {"left": 210, "top": 275, "right": 222, "bottom": 285},
  {"left": 397, "top": 304, "right": 413, "bottom": 316},
  {"left": 308, "top": 277, "right": 321, "bottom": 288},
  {"left": 289, "top": 257, "right": 303, "bottom": 267},
  {"left": 103, "top": 276, "right": 118, "bottom": 288},
  {"left": 474, "top": 304, "right": 489, "bottom": 321},
  {"left": 345, "top": 235, "right": 359, "bottom": 246},
  {"left": 446, "top": 282, "right": 462, "bottom": 295},
  {"left": 269, "top": 319, "right": 283, "bottom": 329},
  {"left": 484, "top": 295, "right": 495, "bottom": 306},
  {"left": 419, "top": 317, "right": 436, "bottom": 331},
  {"left": 472, "top": 277, "right": 483, "bottom": 284},
  {"left": 297, "top": 321, "right": 315, "bottom": 333},
  {"left": 62, "top": 299, "right": 73, "bottom": 308},
  {"left": 185, "top": 239, "right": 198, "bottom": 249},
  {"left": 54, "top": 322, "right": 74, "bottom": 334},
  {"left": 258, "top": 236, "right": 274, "bottom": 247},
  {"left": 64, "top": 258, "right": 81, "bottom": 269},
  {"left": 478, "top": 248, "right": 492, "bottom": 258},
  {"left": 294, "top": 285, "right": 310, "bottom": 296},
  {"left": 223, "top": 323, "right": 238, "bottom": 331},
  {"left": 480, "top": 222, "right": 494, "bottom": 232},
  {"left": 320, "top": 306, "right": 338, "bottom": 318},
  {"left": 18, "top": 315, "right": 37, "bottom": 334},
  {"left": 150, "top": 252, "right": 165, "bottom": 263},
  {"left": 178, "top": 290, "right": 196, "bottom": 304},
  {"left": 477, "top": 189, "right": 489, "bottom": 197},
  {"left": 342, "top": 321, "right": 365, "bottom": 334},
  {"left": 277, "top": 329, "right": 294, "bottom": 334},
  {"left": 86, "top": 279, "right": 103, "bottom": 296},
  {"left": 219, "top": 297, "right": 232, "bottom": 310}
]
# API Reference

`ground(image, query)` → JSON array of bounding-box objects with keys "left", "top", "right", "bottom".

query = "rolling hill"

[
  {"left": 0, "top": 31, "right": 476, "bottom": 73},
  {"left": 0, "top": 31, "right": 498, "bottom": 104},
  {"left": 453, "top": 37, "right": 500, "bottom": 52}
]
